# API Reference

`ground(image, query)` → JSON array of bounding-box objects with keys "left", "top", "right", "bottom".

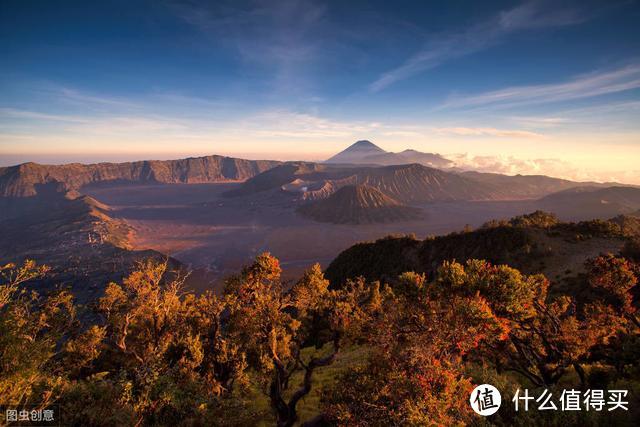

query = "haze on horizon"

[{"left": 1, "top": 0, "right": 640, "bottom": 184}]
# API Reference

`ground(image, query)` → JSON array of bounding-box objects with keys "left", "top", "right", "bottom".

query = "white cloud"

[
  {"left": 1, "top": 107, "right": 189, "bottom": 134},
  {"left": 553, "top": 100, "right": 640, "bottom": 117},
  {"left": 508, "top": 116, "right": 569, "bottom": 127},
  {"left": 450, "top": 153, "right": 568, "bottom": 175},
  {"left": 57, "top": 87, "right": 139, "bottom": 109},
  {"left": 381, "top": 131, "right": 423, "bottom": 137},
  {"left": 370, "top": 0, "right": 590, "bottom": 92},
  {"left": 498, "top": 0, "right": 588, "bottom": 30},
  {"left": 241, "top": 110, "right": 382, "bottom": 138},
  {"left": 70, "top": 117, "right": 189, "bottom": 134},
  {"left": 434, "top": 127, "right": 544, "bottom": 138},
  {"left": 173, "top": 0, "right": 328, "bottom": 96},
  {"left": 442, "top": 64, "right": 640, "bottom": 109},
  {"left": 175, "top": 0, "right": 326, "bottom": 63},
  {"left": 0, "top": 108, "right": 89, "bottom": 123},
  {"left": 448, "top": 153, "right": 640, "bottom": 184}
]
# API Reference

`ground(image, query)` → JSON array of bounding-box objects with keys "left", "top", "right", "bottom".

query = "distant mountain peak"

[
  {"left": 340, "top": 140, "right": 385, "bottom": 154},
  {"left": 325, "top": 140, "right": 452, "bottom": 168},
  {"left": 326, "top": 140, "right": 385, "bottom": 164},
  {"left": 350, "top": 140, "right": 383, "bottom": 150}
]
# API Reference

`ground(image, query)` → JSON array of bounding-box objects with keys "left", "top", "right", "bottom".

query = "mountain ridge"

[
  {"left": 236, "top": 161, "right": 526, "bottom": 202},
  {"left": 0, "top": 155, "right": 282, "bottom": 197}
]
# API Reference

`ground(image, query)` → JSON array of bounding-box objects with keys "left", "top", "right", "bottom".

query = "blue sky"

[{"left": 1, "top": 0, "right": 640, "bottom": 183}]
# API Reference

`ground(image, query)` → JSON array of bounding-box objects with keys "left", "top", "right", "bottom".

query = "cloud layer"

[{"left": 447, "top": 153, "right": 640, "bottom": 184}]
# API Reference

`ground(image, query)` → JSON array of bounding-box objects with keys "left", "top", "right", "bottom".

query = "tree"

[
  {"left": 97, "top": 259, "right": 186, "bottom": 366},
  {"left": 584, "top": 254, "right": 639, "bottom": 378},
  {"left": 322, "top": 270, "right": 507, "bottom": 425},
  {"left": 509, "top": 210, "right": 559, "bottom": 228},
  {"left": 3, "top": 250, "right": 637, "bottom": 425},
  {"left": 225, "top": 254, "right": 367, "bottom": 427},
  {"left": 0, "top": 260, "right": 75, "bottom": 408},
  {"left": 91, "top": 259, "right": 248, "bottom": 425},
  {"left": 436, "top": 259, "right": 628, "bottom": 387},
  {"left": 586, "top": 254, "right": 638, "bottom": 322}
]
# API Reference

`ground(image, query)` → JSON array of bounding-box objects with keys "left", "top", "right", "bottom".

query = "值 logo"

[{"left": 470, "top": 384, "right": 501, "bottom": 416}]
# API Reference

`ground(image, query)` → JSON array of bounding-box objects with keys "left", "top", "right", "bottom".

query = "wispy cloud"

[
  {"left": 505, "top": 101, "right": 640, "bottom": 130},
  {"left": 70, "top": 117, "right": 189, "bottom": 134},
  {"left": 172, "top": 0, "right": 328, "bottom": 95},
  {"left": 442, "top": 64, "right": 640, "bottom": 109},
  {"left": 243, "top": 110, "right": 382, "bottom": 138},
  {"left": 508, "top": 116, "right": 569, "bottom": 127},
  {"left": 56, "top": 87, "right": 140, "bottom": 109},
  {"left": 381, "top": 130, "right": 423, "bottom": 137},
  {"left": 1, "top": 101, "right": 547, "bottom": 143},
  {"left": 552, "top": 99, "right": 640, "bottom": 117},
  {"left": 0, "top": 106, "right": 190, "bottom": 136},
  {"left": 179, "top": 0, "right": 325, "bottom": 61},
  {"left": 0, "top": 108, "right": 89, "bottom": 123},
  {"left": 434, "top": 127, "right": 544, "bottom": 139},
  {"left": 246, "top": 114, "right": 546, "bottom": 140},
  {"left": 369, "top": 0, "right": 593, "bottom": 92}
]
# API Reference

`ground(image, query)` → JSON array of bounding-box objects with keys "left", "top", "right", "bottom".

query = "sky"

[{"left": 1, "top": 0, "right": 640, "bottom": 183}]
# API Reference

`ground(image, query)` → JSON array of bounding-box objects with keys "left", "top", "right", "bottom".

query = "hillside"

[
  {"left": 324, "top": 211, "right": 634, "bottom": 288},
  {"left": 0, "top": 155, "right": 281, "bottom": 197},
  {"left": 224, "top": 162, "right": 328, "bottom": 197},
  {"left": 459, "top": 171, "right": 627, "bottom": 200},
  {"left": 231, "top": 162, "right": 501, "bottom": 202},
  {"left": 0, "top": 192, "right": 185, "bottom": 303},
  {"left": 297, "top": 184, "right": 422, "bottom": 224},
  {"left": 351, "top": 163, "right": 498, "bottom": 203},
  {"left": 538, "top": 186, "right": 640, "bottom": 219}
]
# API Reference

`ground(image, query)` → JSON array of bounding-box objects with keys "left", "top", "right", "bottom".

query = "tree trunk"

[{"left": 271, "top": 335, "right": 341, "bottom": 427}]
